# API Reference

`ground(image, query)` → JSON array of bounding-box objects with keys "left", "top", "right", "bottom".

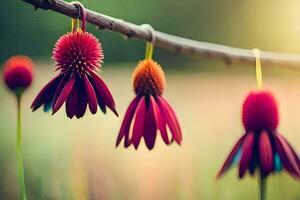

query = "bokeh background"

[{"left": 1, "top": 0, "right": 300, "bottom": 199}]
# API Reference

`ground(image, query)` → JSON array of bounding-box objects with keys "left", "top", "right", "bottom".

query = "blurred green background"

[{"left": 2, "top": 0, "right": 300, "bottom": 199}]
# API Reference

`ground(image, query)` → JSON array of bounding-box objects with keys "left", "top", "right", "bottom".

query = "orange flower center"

[{"left": 132, "top": 59, "right": 166, "bottom": 96}]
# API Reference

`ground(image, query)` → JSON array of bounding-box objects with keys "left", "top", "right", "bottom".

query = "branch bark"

[{"left": 22, "top": 0, "right": 300, "bottom": 68}]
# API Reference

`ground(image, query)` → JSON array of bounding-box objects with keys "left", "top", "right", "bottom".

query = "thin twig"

[{"left": 22, "top": 0, "right": 300, "bottom": 68}]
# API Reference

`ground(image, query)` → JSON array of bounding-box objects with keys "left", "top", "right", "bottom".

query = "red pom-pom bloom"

[
  {"left": 217, "top": 90, "right": 300, "bottom": 179},
  {"left": 31, "top": 4, "right": 117, "bottom": 119},
  {"left": 3, "top": 55, "right": 33, "bottom": 93},
  {"left": 116, "top": 59, "right": 182, "bottom": 150}
]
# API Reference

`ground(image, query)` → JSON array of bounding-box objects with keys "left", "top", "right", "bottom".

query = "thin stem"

[
  {"left": 145, "top": 42, "right": 154, "bottom": 60},
  {"left": 16, "top": 94, "right": 27, "bottom": 200},
  {"left": 253, "top": 48, "right": 263, "bottom": 89},
  {"left": 259, "top": 173, "right": 267, "bottom": 200}
]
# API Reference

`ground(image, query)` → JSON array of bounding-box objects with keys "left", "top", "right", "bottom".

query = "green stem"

[
  {"left": 16, "top": 94, "right": 27, "bottom": 200},
  {"left": 259, "top": 172, "right": 266, "bottom": 200},
  {"left": 145, "top": 42, "right": 154, "bottom": 60}
]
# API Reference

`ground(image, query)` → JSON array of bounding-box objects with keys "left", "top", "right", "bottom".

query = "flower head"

[
  {"left": 116, "top": 59, "right": 182, "bottom": 150},
  {"left": 31, "top": 30, "right": 117, "bottom": 118},
  {"left": 3, "top": 55, "right": 34, "bottom": 93},
  {"left": 217, "top": 90, "right": 300, "bottom": 179}
]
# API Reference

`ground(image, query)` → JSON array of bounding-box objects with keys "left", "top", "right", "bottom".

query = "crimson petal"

[
  {"left": 144, "top": 96, "right": 158, "bottom": 150},
  {"left": 116, "top": 96, "right": 140, "bottom": 147},
  {"left": 31, "top": 74, "right": 63, "bottom": 111},
  {"left": 157, "top": 96, "right": 182, "bottom": 144},
  {"left": 274, "top": 133, "right": 300, "bottom": 178},
  {"left": 217, "top": 134, "right": 246, "bottom": 178},
  {"left": 83, "top": 74, "right": 98, "bottom": 114},
  {"left": 132, "top": 96, "right": 147, "bottom": 149},
  {"left": 151, "top": 96, "right": 170, "bottom": 145},
  {"left": 90, "top": 71, "right": 118, "bottom": 116},
  {"left": 52, "top": 77, "right": 76, "bottom": 114},
  {"left": 239, "top": 132, "right": 255, "bottom": 178},
  {"left": 259, "top": 131, "right": 274, "bottom": 176}
]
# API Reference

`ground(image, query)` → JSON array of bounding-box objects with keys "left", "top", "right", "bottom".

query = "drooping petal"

[
  {"left": 217, "top": 134, "right": 246, "bottom": 178},
  {"left": 31, "top": 74, "right": 63, "bottom": 111},
  {"left": 88, "top": 75, "right": 106, "bottom": 113},
  {"left": 144, "top": 96, "right": 158, "bottom": 150},
  {"left": 239, "top": 132, "right": 255, "bottom": 178},
  {"left": 151, "top": 96, "right": 170, "bottom": 145},
  {"left": 90, "top": 71, "right": 118, "bottom": 116},
  {"left": 75, "top": 78, "right": 88, "bottom": 118},
  {"left": 259, "top": 131, "right": 274, "bottom": 176},
  {"left": 274, "top": 133, "right": 300, "bottom": 178},
  {"left": 157, "top": 96, "right": 182, "bottom": 144},
  {"left": 83, "top": 74, "right": 98, "bottom": 114},
  {"left": 52, "top": 77, "right": 76, "bottom": 114},
  {"left": 132, "top": 96, "right": 147, "bottom": 149},
  {"left": 66, "top": 77, "right": 79, "bottom": 118},
  {"left": 116, "top": 96, "right": 140, "bottom": 147}
]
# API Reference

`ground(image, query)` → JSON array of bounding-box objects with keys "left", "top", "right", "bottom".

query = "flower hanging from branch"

[
  {"left": 31, "top": 2, "right": 118, "bottom": 118},
  {"left": 217, "top": 90, "right": 300, "bottom": 179},
  {"left": 116, "top": 30, "right": 182, "bottom": 150}
]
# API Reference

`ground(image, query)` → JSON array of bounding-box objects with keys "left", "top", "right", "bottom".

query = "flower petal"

[
  {"left": 151, "top": 96, "right": 170, "bottom": 145},
  {"left": 116, "top": 96, "right": 140, "bottom": 147},
  {"left": 239, "top": 132, "right": 255, "bottom": 178},
  {"left": 274, "top": 133, "right": 300, "bottom": 178},
  {"left": 66, "top": 77, "right": 79, "bottom": 118},
  {"left": 157, "top": 96, "right": 182, "bottom": 144},
  {"left": 31, "top": 74, "right": 63, "bottom": 111},
  {"left": 52, "top": 77, "right": 76, "bottom": 114},
  {"left": 217, "top": 134, "right": 246, "bottom": 178},
  {"left": 75, "top": 79, "right": 88, "bottom": 118},
  {"left": 144, "top": 96, "right": 158, "bottom": 150},
  {"left": 83, "top": 74, "right": 98, "bottom": 114},
  {"left": 90, "top": 71, "right": 118, "bottom": 116},
  {"left": 259, "top": 131, "right": 274, "bottom": 176},
  {"left": 132, "top": 96, "right": 147, "bottom": 149}
]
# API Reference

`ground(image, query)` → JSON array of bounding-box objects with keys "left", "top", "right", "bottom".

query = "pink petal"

[
  {"left": 116, "top": 96, "right": 140, "bottom": 147},
  {"left": 157, "top": 96, "right": 182, "bottom": 144},
  {"left": 239, "top": 132, "right": 255, "bottom": 178},
  {"left": 31, "top": 74, "right": 63, "bottom": 111},
  {"left": 52, "top": 77, "right": 76, "bottom": 114},
  {"left": 259, "top": 131, "right": 274, "bottom": 175},
  {"left": 151, "top": 96, "right": 169, "bottom": 145},
  {"left": 217, "top": 134, "right": 246, "bottom": 178},
  {"left": 144, "top": 96, "right": 158, "bottom": 150},
  {"left": 132, "top": 96, "right": 147, "bottom": 149},
  {"left": 83, "top": 74, "right": 98, "bottom": 114}
]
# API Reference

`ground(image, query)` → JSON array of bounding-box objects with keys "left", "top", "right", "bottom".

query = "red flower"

[
  {"left": 116, "top": 59, "right": 182, "bottom": 150},
  {"left": 3, "top": 55, "right": 33, "bottom": 92},
  {"left": 31, "top": 31, "right": 117, "bottom": 118},
  {"left": 217, "top": 90, "right": 300, "bottom": 178}
]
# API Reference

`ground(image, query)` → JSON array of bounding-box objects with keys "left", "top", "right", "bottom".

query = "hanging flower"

[
  {"left": 31, "top": 4, "right": 117, "bottom": 119},
  {"left": 217, "top": 90, "right": 300, "bottom": 179},
  {"left": 116, "top": 59, "right": 182, "bottom": 150},
  {"left": 3, "top": 55, "right": 33, "bottom": 94}
]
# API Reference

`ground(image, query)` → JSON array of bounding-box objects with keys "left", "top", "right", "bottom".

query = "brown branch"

[{"left": 22, "top": 0, "right": 300, "bottom": 68}]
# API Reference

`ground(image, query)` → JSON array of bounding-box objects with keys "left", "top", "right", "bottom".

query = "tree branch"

[{"left": 22, "top": 0, "right": 300, "bottom": 68}]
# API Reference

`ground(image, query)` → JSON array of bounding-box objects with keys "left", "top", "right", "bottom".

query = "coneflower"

[
  {"left": 217, "top": 49, "right": 300, "bottom": 200},
  {"left": 116, "top": 40, "right": 182, "bottom": 150},
  {"left": 31, "top": 2, "right": 117, "bottom": 118}
]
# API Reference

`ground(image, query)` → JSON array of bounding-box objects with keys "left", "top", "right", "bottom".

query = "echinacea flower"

[
  {"left": 116, "top": 59, "right": 182, "bottom": 150},
  {"left": 217, "top": 90, "right": 300, "bottom": 179},
  {"left": 3, "top": 55, "right": 33, "bottom": 94},
  {"left": 31, "top": 29, "right": 117, "bottom": 118}
]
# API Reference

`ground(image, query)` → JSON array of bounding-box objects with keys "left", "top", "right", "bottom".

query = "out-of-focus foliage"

[{"left": 1, "top": 0, "right": 300, "bottom": 64}]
